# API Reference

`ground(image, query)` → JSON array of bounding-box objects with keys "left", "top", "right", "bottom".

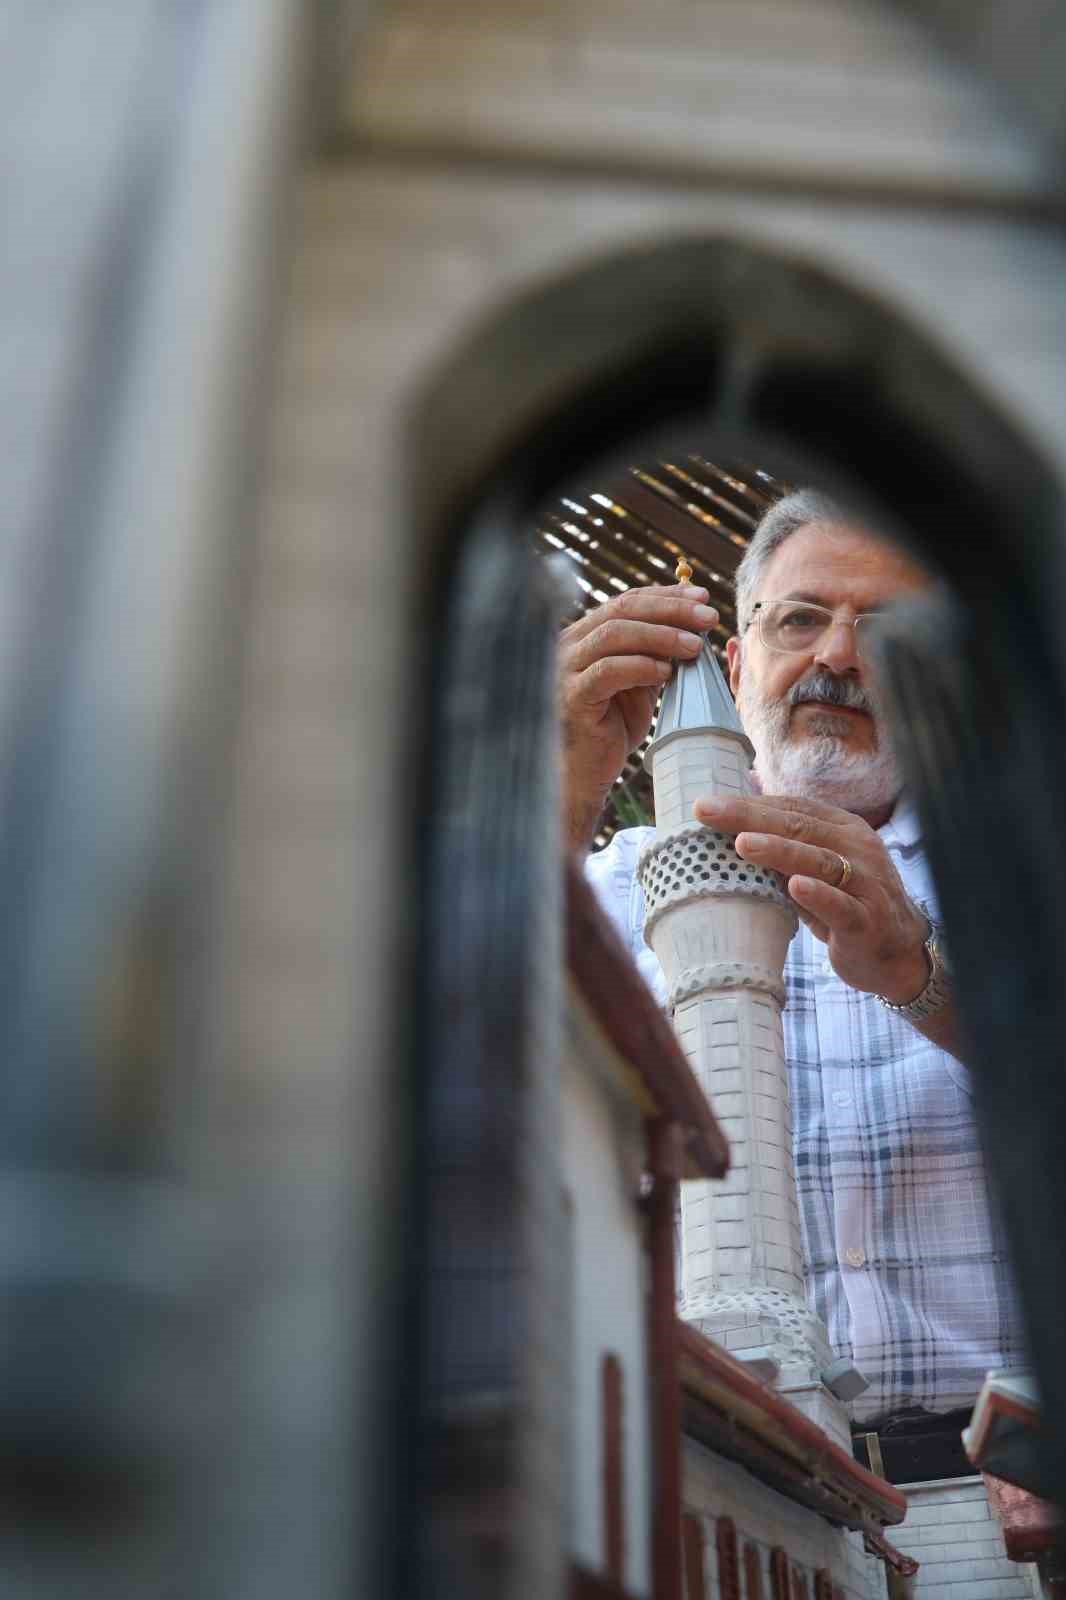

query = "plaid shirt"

[{"left": 586, "top": 804, "right": 1026, "bottom": 1421}]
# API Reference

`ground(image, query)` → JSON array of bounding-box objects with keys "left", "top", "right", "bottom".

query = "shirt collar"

[{"left": 879, "top": 794, "right": 922, "bottom": 851}]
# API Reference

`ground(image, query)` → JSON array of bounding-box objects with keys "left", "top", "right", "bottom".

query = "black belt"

[{"left": 852, "top": 1407, "right": 974, "bottom": 1485}]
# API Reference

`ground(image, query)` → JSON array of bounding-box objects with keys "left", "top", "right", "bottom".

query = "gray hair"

[{"left": 734, "top": 488, "right": 850, "bottom": 634}]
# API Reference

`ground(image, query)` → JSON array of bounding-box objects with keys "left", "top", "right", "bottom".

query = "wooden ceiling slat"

[
  {"left": 544, "top": 510, "right": 659, "bottom": 594},
  {"left": 631, "top": 468, "right": 751, "bottom": 554},
  {"left": 539, "top": 519, "right": 680, "bottom": 614},
  {"left": 658, "top": 461, "right": 763, "bottom": 531},
  {"left": 689, "top": 458, "right": 782, "bottom": 513},
  {"left": 607, "top": 477, "right": 745, "bottom": 578},
  {"left": 538, "top": 531, "right": 625, "bottom": 596},
  {"left": 590, "top": 508, "right": 737, "bottom": 629},
  {"left": 591, "top": 492, "right": 735, "bottom": 590}
]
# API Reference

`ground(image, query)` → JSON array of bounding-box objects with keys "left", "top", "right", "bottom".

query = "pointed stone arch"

[{"left": 407, "top": 230, "right": 1066, "bottom": 1583}]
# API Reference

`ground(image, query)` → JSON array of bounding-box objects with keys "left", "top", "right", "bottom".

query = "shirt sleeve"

[{"left": 584, "top": 826, "right": 668, "bottom": 1006}]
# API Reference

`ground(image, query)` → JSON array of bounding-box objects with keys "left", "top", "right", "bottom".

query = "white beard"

[{"left": 736, "top": 676, "right": 904, "bottom": 816}]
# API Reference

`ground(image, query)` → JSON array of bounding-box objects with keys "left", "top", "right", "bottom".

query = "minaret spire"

[{"left": 639, "top": 557, "right": 863, "bottom": 1440}]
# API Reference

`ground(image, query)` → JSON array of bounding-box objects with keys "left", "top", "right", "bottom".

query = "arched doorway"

[{"left": 404, "top": 232, "right": 1066, "bottom": 1594}]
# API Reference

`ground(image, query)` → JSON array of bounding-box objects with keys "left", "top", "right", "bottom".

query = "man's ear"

[{"left": 726, "top": 636, "right": 742, "bottom": 698}]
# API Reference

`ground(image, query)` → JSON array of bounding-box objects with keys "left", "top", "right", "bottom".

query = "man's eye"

[{"left": 779, "top": 608, "right": 823, "bottom": 630}]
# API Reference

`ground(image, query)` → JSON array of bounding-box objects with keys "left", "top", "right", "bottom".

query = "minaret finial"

[{"left": 675, "top": 555, "right": 693, "bottom": 584}]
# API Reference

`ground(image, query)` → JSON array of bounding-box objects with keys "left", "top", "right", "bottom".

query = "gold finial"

[{"left": 675, "top": 555, "right": 693, "bottom": 584}]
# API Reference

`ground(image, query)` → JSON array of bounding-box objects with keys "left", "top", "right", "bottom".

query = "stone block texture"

[
  {"left": 651, "top": 732, "right": 752, "bottom": 834},
  {"left": 888, "top": 1479, "right": 1041, "bottom": 1600},
  {"left": 261, "top": 0, "right": 1066, "bottom": 1591},
  {"left": 678, "top": 991, "right": 804, "bottom": 1306},
  {"left": 346, "top": 0, "right": 1057, "bottom": 202},
  {"left": 684, "top": 1438, "right": 889, "bottom": 1599}
]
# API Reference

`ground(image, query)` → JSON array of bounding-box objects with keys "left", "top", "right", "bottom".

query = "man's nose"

[{"left": 813, "top": 618, "right": 862, "bottom": 676}]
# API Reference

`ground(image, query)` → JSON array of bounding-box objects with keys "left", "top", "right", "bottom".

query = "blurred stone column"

[{"left": 0, "top": 6, "right": 386, "bottom": 1597}]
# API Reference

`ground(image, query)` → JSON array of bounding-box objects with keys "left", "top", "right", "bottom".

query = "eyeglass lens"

[{"left": 758, "top": 602, "right": 875, "bottom": 654}]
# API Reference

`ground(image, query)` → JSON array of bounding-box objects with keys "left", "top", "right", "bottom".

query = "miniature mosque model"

[{"left": 559, "top": 563, "right": 1044, "bottom": 1599}]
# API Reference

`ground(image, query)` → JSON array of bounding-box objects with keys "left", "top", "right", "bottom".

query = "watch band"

[{"left": 877, "top": 925, "right": 952, "bottom": 1022}]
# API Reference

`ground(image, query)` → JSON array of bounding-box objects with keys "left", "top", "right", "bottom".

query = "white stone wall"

[
  {"left": 252, "top": 6, "right": 1066, "bottom": 1595},
  {"left": 649, "top": 732, "right": 751, "bottom": 834},
  {"left": 285, "top": 180, "right": 1066, "bottom": 497},
  {"left": 346, "top": 0, "right": 1055, "bottom": 203},
  {"left": 562, "top": 999, "right": 653, "bottom": 1597},
  {"left": 683, "top": 1435, "right": 889, "bottom": 1599},
  {"left": 889, "top": 1478, "right": 1041, "bottom": 1600}
]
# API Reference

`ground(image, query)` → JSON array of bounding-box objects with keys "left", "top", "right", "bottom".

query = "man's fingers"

[
  {"left": 792, "top": 904, "right": 831, "bottom": 943},
  {"left": 697, "top": 795, "right": 846, "bottom": 847},
  {"left": 735, "top": 832, "right": 856, "bottom": 890},
  {"left": 617, "top": 686, "right": 658, "bottom": 751},
  {"left": 560, "top": 586, "right": 717, "bottom": 647},
  {"left": 567, "top": 654, "right": 673, "bottom": 709},
  {"left": 566, "top": 617, "right": 704, "bottom": 674},
  {"left": 788, "top": 875, "right": 867, "bottom": 935},
  {"left": 750, "top": 792, "right": 856, "bottom": 826}
]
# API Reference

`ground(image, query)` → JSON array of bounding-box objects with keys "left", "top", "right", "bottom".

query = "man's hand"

[
  {"left": 559, "top": 584, "right": 719, "bottom": 850},
  {"left": 693, "top": 792, "right": 929, "bottom": 1005}
]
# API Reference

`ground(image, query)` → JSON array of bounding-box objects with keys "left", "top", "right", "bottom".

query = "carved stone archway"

[{"left": 407, "top": 236, "right": 1066, "bottom": 1593}]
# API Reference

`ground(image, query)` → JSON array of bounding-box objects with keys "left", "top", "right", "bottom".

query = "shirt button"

[
  {"left": 832, "top": 1089, "right": 851, "bottom": 1109},
  {"left": 843, "top": 1246, "right": 867, "bottom": 1269},
  {"left": 822, "top": 961, "right": 833, "bottom": 976}
]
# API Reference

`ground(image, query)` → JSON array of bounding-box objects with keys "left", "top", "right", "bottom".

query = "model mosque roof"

[
  {"left": 677, "top": 1322, "right": 908, "bottom": 1535},
  {"left": 982, "top": 1472, "right": 1061, "bottom": 1566},
  {"left": 643, "top": 636, "right": 753, "bottom": 776},
  {"left": 965, "top": 1371, "right": 1048, "bottom": 1500}
]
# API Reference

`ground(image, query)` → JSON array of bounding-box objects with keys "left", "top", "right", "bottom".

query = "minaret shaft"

[
  {"left": 676, "top": 988, "right": 804, "bottom": 1305},
  {"left": 639, "top": 617, "right": 860, "bottom": 1438}
]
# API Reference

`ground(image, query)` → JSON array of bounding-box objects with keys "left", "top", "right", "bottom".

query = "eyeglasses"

[{"left": 749, "top": 600, "right": 883, "bottom": 656}]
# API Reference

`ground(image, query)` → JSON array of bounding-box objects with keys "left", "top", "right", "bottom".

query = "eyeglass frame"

[{"left": 746, "top": 599, "right": 885, "bottom": 655}]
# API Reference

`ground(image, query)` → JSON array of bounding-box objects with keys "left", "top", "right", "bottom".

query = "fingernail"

[
  {"left": 680, "top": 585, "right": 709, "bottom": 600},
  {"left": 692, "top": 604, "right": 718, "bottom": 625},
  {"left": 736, "top": 832, "right": 767, "bottom": 855},
  {"left": 656, "top": 661, "right": 673, "bottom": 678},
  {"left": 679, "top": 631, "right": 702, "bottom": 651}
]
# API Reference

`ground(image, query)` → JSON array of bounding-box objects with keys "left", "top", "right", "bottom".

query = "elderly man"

[{"left": 563, "top": 489, "right": 1025, "bottom": 1490}]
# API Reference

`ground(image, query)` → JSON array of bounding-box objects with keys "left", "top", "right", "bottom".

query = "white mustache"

[{"left": 787, "top": 672, "right": 873, "bottom": 715}]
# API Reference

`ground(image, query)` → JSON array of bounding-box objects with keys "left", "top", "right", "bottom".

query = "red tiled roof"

[
  {"left": 566, "top": 858, "right": 729, "bottom": 1180},
  {"left": 983, "top": 1473, "right": 1062, "bottom": 1563},
  {"left": 863, "top": 1530, "right": 918, "bottom": 1577},
  {"left": 964, "top": 1378, "right": 1040, "bottom": 1470}
]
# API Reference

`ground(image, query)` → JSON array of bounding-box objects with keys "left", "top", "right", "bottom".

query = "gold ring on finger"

[{"left": 833, "top": 852, "right": 853, "bottom": 891}]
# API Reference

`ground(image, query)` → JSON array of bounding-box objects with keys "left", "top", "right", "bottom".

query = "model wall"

[
  {"left": 562, "top": 1003, "right": 653, "bottom": 1596},
  {"left": 888, "top": 1479, "right": 1037, "bottom": 1600},
  {"left": 683, "top": 1438, "right": 888, "bottom": 1600}
]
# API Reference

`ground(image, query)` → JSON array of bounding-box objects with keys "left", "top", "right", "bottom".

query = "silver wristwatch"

[{"left": 878, "top": 923, "right": 952, "bottom": 1022}]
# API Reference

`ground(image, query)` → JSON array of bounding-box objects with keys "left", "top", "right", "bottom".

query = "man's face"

[{"left": 725, "top": 522, "right": 928, "bottom": 812}]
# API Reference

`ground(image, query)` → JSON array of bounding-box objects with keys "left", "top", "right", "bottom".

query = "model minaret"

[{"left": 638, "top": 561, "right": 858, "bottom": 1436}]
